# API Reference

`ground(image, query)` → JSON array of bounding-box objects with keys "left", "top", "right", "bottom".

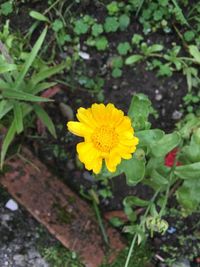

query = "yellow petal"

[
  {"left": 116, "top": 116, "right": 133, "bottom": 133},
  {"left": 106, "top": 104, "right": 124, "bottom": 126},
  {"left": 105, "top": 152, "right": 121, "bottom": 173},
  {"left": 77, "top": 142, "right": 102, "bottom": 173},
  {"left": 91, "top": 103, "right": 106, "bottom": 123},
  {"left": 67, "top": 122, "right": 93, "bottom": 137},
  {"left": 76, "top": 107, "right": 98, "bottom": 128}
]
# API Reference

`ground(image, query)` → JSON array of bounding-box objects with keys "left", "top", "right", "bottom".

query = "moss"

[
  {"left": 53, "top": 203, "right": 75, "bottom": 224},
  {"left": 100, "top": 243, "right": 152, "bottom": 267}
]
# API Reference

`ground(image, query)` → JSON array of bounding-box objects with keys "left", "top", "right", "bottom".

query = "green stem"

[
  {"left": 92, "top": 200, "right": 109, "bottom": 246},
  {"left": 124, "top": 235, "right": 137, "bottom": 267},
  {"left": 124, "top": 189, "right": 160, "bottom": 267}
]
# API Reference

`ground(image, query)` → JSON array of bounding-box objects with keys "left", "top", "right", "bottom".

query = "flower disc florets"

[{"left": 67, "top": 103, "right": 139, "bottom": 174}]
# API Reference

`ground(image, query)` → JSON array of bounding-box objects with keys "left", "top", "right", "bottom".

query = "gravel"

[{"left": 0, "top": 190, "right": 56, "bottom": 267}]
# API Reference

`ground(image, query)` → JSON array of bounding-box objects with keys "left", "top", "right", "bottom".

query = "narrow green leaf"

[
  {"left": 0, "top": 100, "right": 13, "bottom": 119},
  {"left": 29, "top": 11, "right": 50, "bottom": 22},
  {"left": 13, "top": 103, "right": 23, "bottom": 134},
  {"left": 189, "top": 45, "right": 200, "bottom": 63},
  {"left": 30, "top": 82, "right": 56, "bottom": 94},
  {"left": 33, "top": 104, "right": 56, "bottom": 138},
  {"left": 2, "top": 89, "right": 52, "bottom": 102},
  {"left": 0, "top": 63, "right": 16, "bottom": 74},
  {"left": 30, "top": 63, "right": 65, "bottom": 86},
  {"left": 125, "top": 55, "right": 143, "bottom": 65},
  {"left": 14, "top": 27, "right": 48, "bottom": 90},
  {"left": 123, "top": 196, "right": 148, "bottom": 207},
  {"left": 1, "top": 121, "right": 16, "bottom": 169}
]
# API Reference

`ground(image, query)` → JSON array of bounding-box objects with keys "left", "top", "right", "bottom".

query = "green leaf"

[
  {"left": 151, "top": 170, "right": 168, "bottom": 185},
  {"left": 2, "top": 89, "right": 52, "bottom": 102},
  {"left": 0, "top": 1, "right": 13, "bottom": 16},
  {"left": 91, "top": 23, "right": 103, "bottom": 37},
  {"left": 128, "top": 94, "right": 153, "bottom": 130},
  {"left": 13, "top": 103, "right": 23, "bottom": 134},
  {"left": 30, "top": 63, "right": 65, "bottom": 87},
  {"left": 176, "top": 178, "right": 200, "bottom": 214},
  {"left": 136, "top": 129, "right": 164, "bottom": 148},
  {"left": 95, "top": 36, "right": 108, "bottom": 51},
  {"left": 0, "top": 100, "right": 12, "bottom": 119},
  {"left": 125, "top": 55, "right": 143, "bottom": 65},
  {"left": 74, "top": 19, "right": 89, "bottom": 35},
  {"left": 123, "top": 196, "right": 148, "bottom": 207},
  {"left": 106, "top": 1, "right": 119, "bottom": 15},
  {"left": 30, "top": 82, "right": 56, "bottom": 95},
  {"left": 151, "top": 132, "right": 181, "bottom": 157},
  {"left": 0, "top": 63, "right": 16, "bottom": 73},
  {"left": 188, "top": 45, "right": 200, "bottom": 63},
  {"left": 14, "top": 27, "right": 47, "bottom": 90},
  {"left": 33, "top": 104, "right": 56, "bottom": 138},
  {"left": 111, "top": 56, "right": 123, "bottom": 68},
  {"left": 29, "top": 11, "right": 50, "bottom": 22},
  {"left": 117, "top": 42, "right": 131, "bottom": 55},
  {"left": 184, "top": 31, "right": 195, "bottom": 42},
  {"left": 119, "top": 14, "right": 130, "bottom": 30},
  {"left": 182, "top": 144, "right": 200, "bottom": 163},
  {"left": 104, "top": 17, "right": 119, "bottom": 33},
  {"left": 1, "top": 121, "right": 16, "bottom": 169},
  {"left": 174, "top": 162, "right": 200, "bottom": 179},
  {"left": 147, "top": 44, "right": 163, "bottom": 54},
  {"left": 120, "top": 157, "right": 145, "bottom": 186},
  {"left": 131, "top": 34, "right": 144, "bottom": 45},
  {"left": 52, "top": 19, "right": 63, "bottom": 32},
  {"left": 111, "top": 68, "right": 122, "bottom": 78}
]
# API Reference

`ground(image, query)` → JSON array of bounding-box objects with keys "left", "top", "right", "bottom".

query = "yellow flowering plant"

[{"left": 67, "top": 93, "right": 200, "bottom": 267}]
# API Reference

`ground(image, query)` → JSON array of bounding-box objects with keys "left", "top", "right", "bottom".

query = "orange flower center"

[{"left": 91, "top": 125, "right": 118, "bottom": 153}]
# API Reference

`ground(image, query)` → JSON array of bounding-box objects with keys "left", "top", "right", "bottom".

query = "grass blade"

[
  {"left": 14, "top": 27, "right": 48, "bottom": 90},
  {"left": 33, "top": 104, "right": 57, "bottom": 138}
]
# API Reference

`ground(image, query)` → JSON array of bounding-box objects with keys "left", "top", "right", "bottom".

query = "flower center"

[{"left": 92, "top": 125, "right": 118, "bottom": 153}]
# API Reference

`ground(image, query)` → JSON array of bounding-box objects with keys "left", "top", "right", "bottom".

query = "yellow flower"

[{"left": 67, "top": 103, "right": 139, "bottom": 174}]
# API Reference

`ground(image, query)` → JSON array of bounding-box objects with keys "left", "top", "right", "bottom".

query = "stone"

[
  {"left": 172, "top": 259, "right": 191, "bottom": 267},
  {"left": 172, "top": 110, "right": 183, "bottom": 120},
  {"left": 78, "top": 51, "right": 90, "bottom": 60},
  {"left": 5, "top": 199, "right": 18, "bottom": 211},
  {"left": 13, "top": 254, "right": 26, "bottom": 266}
]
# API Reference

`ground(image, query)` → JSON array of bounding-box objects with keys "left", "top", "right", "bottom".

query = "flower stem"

[
  {"left": 92, "top": 200, "right": 109, "bottom": 246},
  {"left": 124, "top": 235, "right": 137, "bottom": 267}
]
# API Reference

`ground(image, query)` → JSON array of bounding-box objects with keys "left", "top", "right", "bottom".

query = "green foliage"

[
  {"left": 74, "top": 19, "right": 89, "bottom": 35},
  {"left": 117, "top": 42, "right": 131, "bottom": 55},
  {"left": 0, "top": 27, "right": 65, "bottom": 168},
  {"left": 104, "top": 17, "right": 119, "bottom": 33},
  {"left": 0, "top": 1, "right": 13, "bottom": 16},
  {"left": 119, "top": 14, "right": 130, "bottom": 30},
  {"left": 91, "top": 23, "right": 103, "bottom": 37},
  {"left": 43, "top": 246, "right": 84, "bottom": 267},
  {"left": 95, "top": 36, "right": 108, "bottom": 51}
]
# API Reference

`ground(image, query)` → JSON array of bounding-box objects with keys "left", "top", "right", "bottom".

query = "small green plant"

[
  {"left": 0, "top": 27, "right": 65, "bottom": 168},
  {"left": 43, "top": 246, "right": 84, "bottom": 267}
]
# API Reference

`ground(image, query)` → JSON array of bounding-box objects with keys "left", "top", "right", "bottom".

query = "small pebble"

[
  {"left": 172, "top": 110, "right": 183, "bottom": 120},
  {"left": 78, "top": 51, "right": 90, "bottom": 60},
  {"left": 155, "top": 93, "right": 163, "bottom": 101},
  {"left": 5, "top": 199, "right": 18, "bottom": 211}
]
